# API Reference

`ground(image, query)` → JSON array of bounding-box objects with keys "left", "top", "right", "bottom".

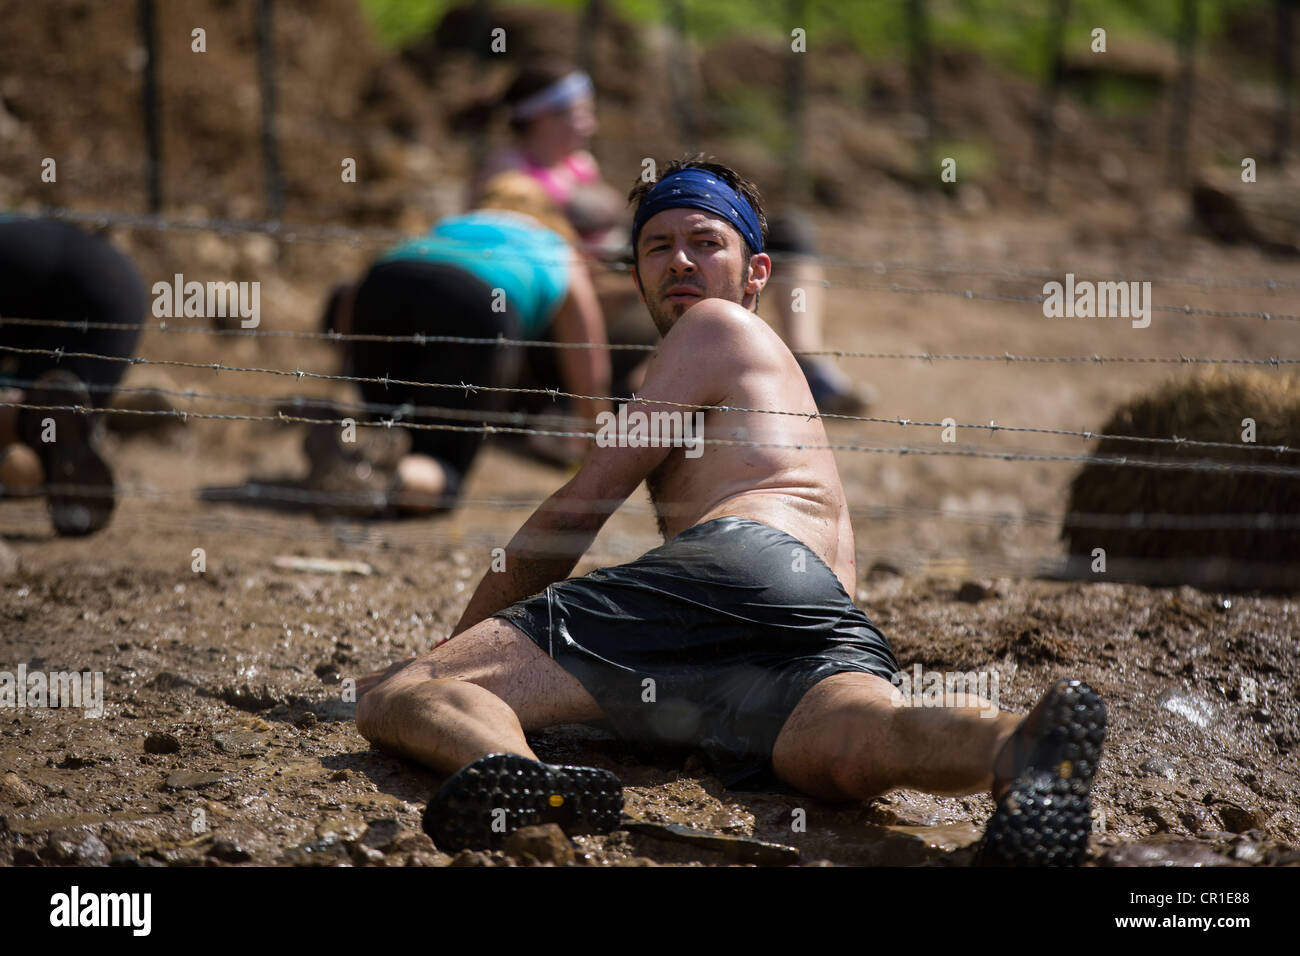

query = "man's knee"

[{"left": 357, "top": 672, "right": 445, "bottom": 744}]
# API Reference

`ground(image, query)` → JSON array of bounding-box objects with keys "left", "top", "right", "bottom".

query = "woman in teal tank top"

[{"left": 308, "top": 174, "right": 611, "bottom": 516}]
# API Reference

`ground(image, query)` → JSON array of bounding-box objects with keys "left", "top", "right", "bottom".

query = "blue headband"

[{"left": 631, "top": 168, "right": 764, "bottom": 255}]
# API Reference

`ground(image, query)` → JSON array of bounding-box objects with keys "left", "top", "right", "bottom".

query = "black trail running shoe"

[
  {"left": 17, "top": 370, "right": 115, "bottom": 536},
  {"left": 975, "top": 679, "right": 1107, "bottom": 867},
  {"left": 423, "top": 752, "right": 624, "bottom": 853}
]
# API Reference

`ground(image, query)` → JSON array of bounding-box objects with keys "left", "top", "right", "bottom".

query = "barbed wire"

[
  {"left": 4, "top": 332, "right": 1298, "bottom": 372},
  {"left": 2, "top": 370, "right": 1294, "bottom": 459},
  {"left": 5, "top": 398, "right": 1300, "bottom": 477},
  {"left": 5, "top": 480, "right": 1300, "bottom": 532},
  {"left": 13, "top": 209, "right": 1300, "bottom": 300}
]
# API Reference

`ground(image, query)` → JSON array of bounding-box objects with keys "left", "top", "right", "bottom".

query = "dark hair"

[
  {"left": 626, "top": 155, "right": 769, "bottom": 266},
  {"left": 448, "top": 59, "right": 577, "bottom": 134},
  {"left": 502, "top": 60, "right": 577, "bottom": 133}
]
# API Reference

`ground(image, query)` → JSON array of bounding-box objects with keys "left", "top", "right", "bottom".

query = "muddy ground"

[{"left": 2, "top": 0, "right": 1299, "bottom": 867}]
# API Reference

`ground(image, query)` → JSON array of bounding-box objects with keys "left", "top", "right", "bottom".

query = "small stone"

[
  {"left": 1179, "top": 804, "right": 1219, "bottom": 834},
  {"left": 144, "top": 732, "right": 181, "bottom": 755},
  {"left": 296, "top": 711, "right": 319, "bottom": 729},
  {"left": 1140, "top": 805, "right": 1173, "bottom": 832},
  {"left": 1215, "top": 803, "right": 1264, "bottom": 834},
  {"left": 0, "top": 540, "right": 20, "bottom": 578},
  {"left": 207, "top": 839, "right": 252, "bottom": 863},
  {"left": 867, "top": 561, "right": 902, "bottom": 578},
  {"left": 56, "top": 754, "right": 91, "bottom": 770},
  {"left": 329, "top": 769, "right": 350, "bottom": 782},
  {"left": 163, "top": 771, "right": 225, "bottom": 791},
  {"left": 347, "top": 842, "right": 386, "bottom": 865},
  {"left": 449, "top": 849, "right": 494, "bottom": 867},
  {"left": 359, "top": 818, "right": 401, "bottom": 852},
  {"left": 1138, "top": 757, "right": 1175, "bottom": 778},
  {"left": 956, "top": 580, "right": 992, "bottom": 603},
  {"left": 213, "top": 731, "right": 265, "bottom": 756},
  {"left": 0, "top": 772, "right": 36, "bottom": 805},
  {"left": 1231, "top": 840, "right": 1264, "bottom": 864},
  {"left": 503, "top": 824, "right": 575, "bottom": 865},
  {"left": 43, "top": 828, "right": 111, "bottom": 866},
  {"left": 1099, "top": 839, "right": 1230, "bottom": 867}
]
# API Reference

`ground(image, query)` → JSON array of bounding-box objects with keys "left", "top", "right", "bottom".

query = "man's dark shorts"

[{"left": 493, "top": 516, "right": 900, "bottom": 789}]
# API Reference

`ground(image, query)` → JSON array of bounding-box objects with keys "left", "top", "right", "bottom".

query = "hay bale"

[{"left": 1061, "top": 370, "right": 1300, "bottom": 590}]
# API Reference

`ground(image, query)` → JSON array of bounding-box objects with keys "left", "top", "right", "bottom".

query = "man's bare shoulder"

[{"left": 660, "top": 298, "right": 788, "bottom": 368}]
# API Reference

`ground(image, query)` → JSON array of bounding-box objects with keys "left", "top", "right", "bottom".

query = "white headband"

[{"left": 510, "top": 71, "right": 593, "bottom": 122}]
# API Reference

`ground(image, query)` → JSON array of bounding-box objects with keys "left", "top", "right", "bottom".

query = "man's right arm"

[
  {"left": 450, "top": 471, "right": 621, "bottom": 635},
  {"left": 450, "top": 300, "right": 750, "bottom": 636}
]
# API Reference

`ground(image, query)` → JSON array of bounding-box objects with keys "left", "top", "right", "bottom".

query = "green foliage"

[{"left": 360, "top": 0, "right": 1276, "bottom": 76}]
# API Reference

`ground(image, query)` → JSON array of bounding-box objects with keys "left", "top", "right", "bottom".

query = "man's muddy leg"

[
  {"left": 355, "top": 617, "right": 605, "bottom": 775},
  {"left": 771, "top": 671, "right": 1021, "bottom": 800}
]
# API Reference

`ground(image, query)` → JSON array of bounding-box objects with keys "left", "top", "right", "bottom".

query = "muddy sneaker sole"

[
  {"left": 17, "top": 371, "right": 116, "bottom": 536},
  {"left": 975, "top": 680, "right": 1106, "bottom": 867},
  {"left": 423, "top": 752, "right": 624, "bottom": 853}
]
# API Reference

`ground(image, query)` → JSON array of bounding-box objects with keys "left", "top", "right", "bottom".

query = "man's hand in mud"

[{"left": 354, "top": 658, "right": 416, "bottom": 698}]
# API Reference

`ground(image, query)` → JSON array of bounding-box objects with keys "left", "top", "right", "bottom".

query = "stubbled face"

[{"left": 632, "top": 208, "right": 764, "bottom": 335}]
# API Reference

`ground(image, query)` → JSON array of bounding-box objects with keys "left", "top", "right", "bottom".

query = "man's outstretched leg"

[
  {"left": 772, "top": 673, "right": 1105, "bottom": 866},
  {"left": 355, "top": 618, "right": 623, "bottom": 851}
]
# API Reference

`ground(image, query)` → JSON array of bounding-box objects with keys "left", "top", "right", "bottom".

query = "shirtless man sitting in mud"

[{"left": 355, "top": 158, "right": 1107, "bottom": 866}]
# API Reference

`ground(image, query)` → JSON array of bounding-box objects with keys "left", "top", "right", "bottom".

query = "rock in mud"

[
  {"left": 43, "top": 828, "right": 111, "bottom": 866},
  {"left": 163, "top": 771, "right": 225, "bottom": 791},
  {"left": 1099, "top": 838, "right": 1236, "bottom": 867},
  {"left": 503, "top": 824, "right": 576, "bottom": 865},
  {"left": 0, "top": 772, "right": 37, "bottom": 806},
  {"left": 213, "top": 731, "right": 266, "bottom": 756},
  {"left": 1215, "top": 802, "right": 1264, "bottom": 834},
  {"left": 449, "top": 849, "right": 496, "bottom": 867},
  {"left": 280, "top": 833, "right": 351, "bottom": 866},
  {"left": 956, "top": 580, "right": 994, "bottom": 602},
  {"left": 0, "top": 540, "right": 19, "bottom": 578},
  {"left": 144, "top": 732, "right": 181, "bottom": 755},
  {"left": 359, "top": 818, "right": 402, "bottom": 852},
  {"left": 207, "top": 839, "right": 252, "bottom": 863}
]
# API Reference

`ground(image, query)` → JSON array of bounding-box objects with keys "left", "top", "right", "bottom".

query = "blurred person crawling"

[
  {"left": 354, "top": 157, "right": 1107, "bottom": 866},
  {"left": 300, "top": 173, "right": 612, "bottom": 516},
  {"left": 0, "top": 218, "right": 146, "bottom": 535}
]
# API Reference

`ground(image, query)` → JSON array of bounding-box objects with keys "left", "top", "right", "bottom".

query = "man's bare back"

[{"left": 642, "top": 299, "right": 857, "bottom": 595}]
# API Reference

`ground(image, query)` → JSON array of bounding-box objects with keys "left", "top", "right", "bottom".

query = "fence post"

[
  {"left": 665, "top": 0, "right": 698, "bottom": 151},
  {"left": 784, "top": 0, "right": 808, "bottom": 198},
  {"left": 1273, "top": 0, "right": 1295, "bottom": 163},
  {"left": 468, "top": 0, "right": 494, "bottom": 192},
  {"left": 578, "top": 0, "right": 603, "bottom": 78},
  {"left": 1165, "top": 0, "right": 1198, "bottom": 187},
  {"left": 255, "top": 0, "right": 284, "bottom": 219},
  {"left": 138, "top": 0, "right": 162, "bottom": 213},
  {"left": 1034, "top": 0, "right": 1071, "bottom": 202},
  {"left": 905, "top": 0, "right": 935, "bottom": 187}
]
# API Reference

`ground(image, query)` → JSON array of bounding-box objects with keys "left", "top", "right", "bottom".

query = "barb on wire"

[
  {"left": 2, "top": 348, "right": 1297, "bottom": 457},
  {"left": 6, "top": 398, "right": 1300, "bottom": 477}
]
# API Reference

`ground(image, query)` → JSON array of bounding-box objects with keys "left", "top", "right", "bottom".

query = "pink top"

[{"left": 494, "top": 147, "right": 601, "bottom": 208}]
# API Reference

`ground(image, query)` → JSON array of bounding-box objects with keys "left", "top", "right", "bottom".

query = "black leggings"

[
  {"left": 0, "top": 220, "right": 145, "bottom": 405},
  {"left": 348, "top": 259, "right": 525, "bottom": 500}
]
